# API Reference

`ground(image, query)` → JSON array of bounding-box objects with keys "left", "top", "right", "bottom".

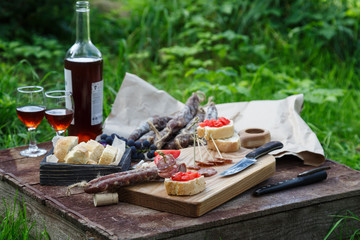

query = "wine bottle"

[{"left": 64, "top": 1, "right": 103, "bottom": 142}]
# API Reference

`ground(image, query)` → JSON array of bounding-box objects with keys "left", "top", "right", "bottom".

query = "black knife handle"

[
  {"left": 245, "top": 141, "right": 283, "bottom": 159},
  {"left": 253, "top": 170, "right": 328, "bottom": 196}
]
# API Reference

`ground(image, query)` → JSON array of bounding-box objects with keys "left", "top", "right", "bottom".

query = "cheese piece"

[
  {"left": 54, "top": 136, "right": 79, "bottom": 163},
  {"left": 110, "top": 137, "right": 126, "bottom": 166},
  {"left": 98, "top": 145, "right": 118, "bottom": 165},
  {"left": 207, "top": 132, "right": 241, "bottom": 152},
  {"left": 83, "top": 140, "right": 104, "bottom": 163},
  {"left": 85, "top": 159, "right": 98, "bottom": 165},
  {"left": 197, "top": 120, "right": 234, "bottom": 140},
  {"left": 64, "top": 143, "right": 89, "bottom": 164},
  {"left": 164, "top": 176, "right": 206, "bottom": 196}
]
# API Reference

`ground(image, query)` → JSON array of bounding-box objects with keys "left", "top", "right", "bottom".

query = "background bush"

[{"left": 0, "top": 0, "right": 359, "bottom": 170}]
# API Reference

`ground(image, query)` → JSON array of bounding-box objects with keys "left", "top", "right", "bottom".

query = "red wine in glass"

[
  {"left": 16, "top": 86, "right": 47, "bottom": 157},
  {"left": 45, "top": 90, "right": 74, "bottom": 136},
  {"left": 45, "top": 108, "right": 74, "bottom": 133},
  {"left": 16, "top": 105, "right": 46, "bottom": 129}
]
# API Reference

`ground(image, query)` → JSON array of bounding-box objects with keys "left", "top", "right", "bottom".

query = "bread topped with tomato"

[
  {"left": 164, "top": 171, "right": 206, "bottom": 196},
  {"left": 197, "top": 117, "right": 240, "bottom": 152},
  {"left": 197, "top": 117, "right": 234, "bottom": 140},
  {"left": 207, "top": 132, "right": 240, "bottom": 152}
]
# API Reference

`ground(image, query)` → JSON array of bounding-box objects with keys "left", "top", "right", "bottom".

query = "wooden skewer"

[
  {"left": 196, "top": 138, "right": 205, "bottom": 163},
  {"left": 210, "top": 134, "right": 224, "bottom": 159},
  {"left": 198, "top": 138, "right": 216, "bottom": 162}
]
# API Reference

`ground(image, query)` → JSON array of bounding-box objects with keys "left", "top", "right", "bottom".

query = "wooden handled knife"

[{"left": 219, "top": 141, "right": 284, "bottom": 177}]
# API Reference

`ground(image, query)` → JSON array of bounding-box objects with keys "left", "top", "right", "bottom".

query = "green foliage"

[
  {"left": 1, "top": 0, "right": 360, "bottom": 238},
  {"left": 325, "top": 210, "right": 360, "bottom": 240},
  {"left": 0, "top": 0, "right": 73, "bottom": 42},
  {"left": 1, "top": 0, "right": 360, "bottom": 168},
  {"left": 0, "top": 193, "right": 50, "bottom": 239}
]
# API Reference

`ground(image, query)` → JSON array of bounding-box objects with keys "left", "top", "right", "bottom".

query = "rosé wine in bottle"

[{"left": 64, "top": 1, "right": 103, "bottom": 142}]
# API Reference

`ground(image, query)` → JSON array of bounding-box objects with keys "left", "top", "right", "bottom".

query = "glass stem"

[
  {"left": 56, "top": 130, "right": 65, "bottom": 136},
  {"left": 28, "top": 128, "right": 38, "bottom": 152}
]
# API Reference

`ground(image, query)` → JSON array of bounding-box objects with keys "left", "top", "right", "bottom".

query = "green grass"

[
  {"left": 0, "top": 0, "right": 360, "bottom": 238},
  {"left": 1, "top": 0, "right": 359, "bottom": 170},
  {"left": 0, "top": 192, "right": 50, "bottom": 240},
  {"left": 325, "top": 211, "right": 360, "bottom": 240}
]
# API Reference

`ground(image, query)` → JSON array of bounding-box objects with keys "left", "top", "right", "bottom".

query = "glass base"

[{"left": 20, "top": 148, "right": 47, "bottom": 158}]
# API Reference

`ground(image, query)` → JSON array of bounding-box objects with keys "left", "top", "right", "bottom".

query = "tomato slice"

[
  {"left": 154, "top": 150, "right": 181, "bottom": 164},
  {"left": 198, "top": 117, "right": 230, "bottom": 128},
  {"left": 154, "top": 150, "right": 181, "bottom": 159},
  {"left": 219, "top": 117, "right": 230, "bottom": 125},
  {"left": 198, "top": 122, "right": 206, "bottom": 127},
  {"left": 214, "top": 121, "right": 223, "bottom": 127},
  {"left": 171, "top": 171, "right": 201, "bottom": 181}
]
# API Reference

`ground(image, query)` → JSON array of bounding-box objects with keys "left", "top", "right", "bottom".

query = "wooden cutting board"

[{"left": 118, "top": 146, "right": 275, "bottom": 217}]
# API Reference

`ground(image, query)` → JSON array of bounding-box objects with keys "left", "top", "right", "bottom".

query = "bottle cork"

[{"left": 93, "top": 193, "right": 118, "bottom": 207}]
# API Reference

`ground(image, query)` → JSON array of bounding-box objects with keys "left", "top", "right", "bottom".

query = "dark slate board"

[{"left": 40, "top": 148, "right": 131, "bottom": 186}]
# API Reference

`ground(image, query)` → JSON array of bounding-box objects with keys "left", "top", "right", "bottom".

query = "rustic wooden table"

[{"left": 1, "top": 142, "right": 360, "bottom": 240}]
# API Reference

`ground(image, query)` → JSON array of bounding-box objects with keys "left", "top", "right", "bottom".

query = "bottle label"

[
  {"left": 91, "top": 80, "right": 103, "bottom": 125},
  {"left": 64, "top": 68, "right": 75, "bottom": 125}
]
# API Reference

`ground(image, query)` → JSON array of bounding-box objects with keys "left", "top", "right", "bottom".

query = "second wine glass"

[{"left": 45, "top": 90, "right": 74, "bottom": 136}]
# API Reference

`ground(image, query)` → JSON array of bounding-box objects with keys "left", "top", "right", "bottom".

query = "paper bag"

[{"left": 104, "top": 73, "right": 325, "bottom": 166}]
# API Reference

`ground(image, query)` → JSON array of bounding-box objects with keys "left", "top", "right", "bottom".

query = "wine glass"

[
  {"left": 16, "top": 86, "right": 47, "bottom": 157},
  {"left": 45, "top": 90, "right": 74, "bottom": 136}
]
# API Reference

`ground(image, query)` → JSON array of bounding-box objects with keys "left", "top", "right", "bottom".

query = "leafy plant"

[
  {"left": 0, "top": 192, "right": 50, "bottom": 240},
  {"left": 325, "top": 210, "right": 360, "bottom": 240}
]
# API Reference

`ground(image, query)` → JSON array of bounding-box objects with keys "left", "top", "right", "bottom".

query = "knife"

[
  {"left": 253, "top": 166, "right": 330, "bottom": 196},
  {"left": 219, "top": 141, "right": 283, "bottom": 176}
]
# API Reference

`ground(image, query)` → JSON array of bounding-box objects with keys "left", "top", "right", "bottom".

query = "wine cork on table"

[{"left": 93, "top": 193, "right": 119, "bottom": 207}]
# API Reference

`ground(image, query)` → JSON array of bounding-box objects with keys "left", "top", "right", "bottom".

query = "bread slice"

[
  {"left": 98, "top": 145, "right": 118, "bottom": 165},
  {"left": 207, "top": 132, "right": 241, "bottom": 152},
  {"left": 197, "top": 120, "right": 234, "bottom": 140},
  {"left": 64, "top": 142, "right": 89, "bottom": 164},
  {"left": 85, "top": 159, "right": 98, "bottom": 165},
  {"left": 83, "top": 140, "right": 104, "bottom": 163},
  {"left": 164, "top": 176, "right": 206, "bottom": 196},
  {"left": 54, "top": 136, "right": 79, "bottom": 163}
]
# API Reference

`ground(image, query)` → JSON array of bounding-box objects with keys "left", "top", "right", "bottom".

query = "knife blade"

[
  {"left": 253, "top": 167, "right": 329, "bottom": 196},
  {"left": 219, "top": 141, "right": 283, "bottom": 176}
]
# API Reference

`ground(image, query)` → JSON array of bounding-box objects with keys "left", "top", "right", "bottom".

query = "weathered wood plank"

[
  {"left": 166, "top": 195, "right": 360, "bottom": 240},
  {"left": 0, "top": 179, "right": 108, "bottom": 239},
  {"left": 0, "top": 144, "right": 360, "bottom": 239}
]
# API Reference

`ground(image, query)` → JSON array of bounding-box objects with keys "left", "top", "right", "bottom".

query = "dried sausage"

[
  {"left": 195, "top": 160, "right": 215, "bottom": 167},
  {"left": 84, "top": 167, "right": 159, "bottom": 194},
  {"left": 205, "top": 102, "right": 218, "bottom": 120},
  {"left": 198, "top": 168, "right": 217, "bottom": 177},
  {"left": 187, "top": 165, "right": 201, "bottom": 170},
  {"left": 154, "top": 93, "right": 200, "bottom": 149},
  {"left": 128, "top": 115, "right": 173, "bottom": 141},
  {"left": 173, "top": 107, "right": 206, "bottom": 149},
  {"left": 138, "top": 131, "right": 156, "bottom": 143}
]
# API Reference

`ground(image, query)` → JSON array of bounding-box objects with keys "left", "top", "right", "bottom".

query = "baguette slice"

[
  {"left": 64, "top": 142, "right": 89, "bottom": 164},
  {"left": 54, "top": 136, "right": 79, "bottom": 163},
  {"left": 98, "top": 145, "right": 118, "bottom": 165},
  {"left": 83, "top": 140, "right": 105, "bottom": 163},
  {"left": 207, "top": 132, "right": 241, "bottom": 152},
  {"left": 197, "top": 120, "right": 234, "bottom": 140},
  {"left": 164, "top": 176, "right": 206, "bottom": 196}
]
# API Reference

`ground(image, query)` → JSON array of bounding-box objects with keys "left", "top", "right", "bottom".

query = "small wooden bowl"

[{"left": 240, "top": 128, "right": 271, "bottom": 148}]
